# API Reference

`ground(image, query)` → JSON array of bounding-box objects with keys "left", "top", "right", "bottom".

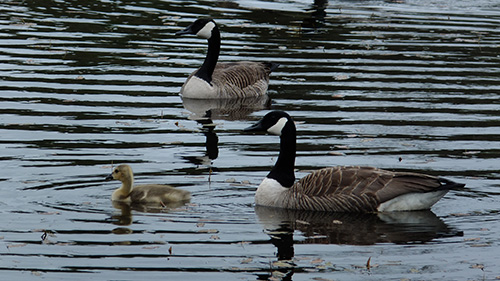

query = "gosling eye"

[{"left": 113, "top": 169, "right": 119, "bottom": 174}]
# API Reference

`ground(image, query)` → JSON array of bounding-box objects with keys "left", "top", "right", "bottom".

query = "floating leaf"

[
  {"left": 470, "top": 244, "right": 490, "bottom": 247},
  {"left": 39, "top": 211, "right": 60, "bottom": 215},
  {"left": 471, "top": 264, "right": 484, "bottom": 270},
  {"left": 312, "top": 278, "right": 334, "bottom": 281},
  {"left": 334, "top": 74, "right": 350, "bottom": 81},
  {"left": 463, "top": 151, "right": 480, "bottom": 155},
  {"left": 197, "top": 229, "right": 219, "bottom": 234},
  {"left": 272, "top": 261, "right": 294, "bottom": 268},
  {"left": 333, "top": 145, "right": 349, "bottom": 149},
  {"left": 115, "top": 121, "right": 131, "bottom": 126},
  {"left": 240, "top": 257, "right": 253, "bottom": 264},
  {"left": 450, "top": 213, "right": 471, "bottom": 217},
  {"left": 7, "top": 243, "right": 27, "bottom": 249},
  {"left": 464, "top": 238, "right": 480, "bottom": 241},
  {"left": 311, "top": 258, "right": 324, "bottom": 264}
]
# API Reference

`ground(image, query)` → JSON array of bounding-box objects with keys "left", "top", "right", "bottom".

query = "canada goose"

[
  {"left": 105, "top": 164, "right": 191, "bottom": 205},
  {"left": 244, "top": 111, "right": 465, "bottom": 212},
  {"left": 176, "top": 18, "right": 279, "bottom": 99}
]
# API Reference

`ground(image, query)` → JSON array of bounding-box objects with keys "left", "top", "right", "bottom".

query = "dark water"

[{"left": 1, "top": 0, "right": 499, "bottom": 280}]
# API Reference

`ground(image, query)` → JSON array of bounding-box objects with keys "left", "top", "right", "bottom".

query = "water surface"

[{"left": 1, "top": 0, "right": 499, "bottom": 280}]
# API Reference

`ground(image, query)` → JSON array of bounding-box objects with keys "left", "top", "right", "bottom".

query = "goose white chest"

[
  {"left": 181, "top": 76, "right": 217, "bottom": 99},
  {"left": 255, "top": 177, "right": 289, "bottom": 207}
]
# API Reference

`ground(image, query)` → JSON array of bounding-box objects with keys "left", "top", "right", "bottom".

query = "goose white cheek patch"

[
  {"left": 267, "top": 117, "right": 288, "bottom": 136},
  {"left": 196, "top": 21, "right": 215, "bottom": 39}
]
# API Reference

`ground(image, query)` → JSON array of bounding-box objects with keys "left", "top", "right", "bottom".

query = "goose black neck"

[
  {"left": 195, "top": 25, "right": 220, "bottom": 83},
  {"left": 268, "top": 122, "right": 296, "bottom": 188}
]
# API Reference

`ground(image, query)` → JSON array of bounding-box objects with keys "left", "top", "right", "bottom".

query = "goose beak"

[
  {"left": 244, "top": 119, "right": 264, "bottom": 132},
  {"left": 175, "top": 24, "right": 194, "bottom": 36},
  {"left": 105, "top": 173, "right": 114, "bottom": 181}
]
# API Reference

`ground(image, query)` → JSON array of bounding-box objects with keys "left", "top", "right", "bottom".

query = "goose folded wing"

[
  {"left": 374, "top": 172, "right": 444, "bottom": 204},
  {"left": 290, "top": 167, "right": 444, "bottom": 212},
  {"left": 213, "top": 62, "right": 271, "bottom": 89},
  {"left": 290, "top": 167, "right": 385, "bottom": 212}
]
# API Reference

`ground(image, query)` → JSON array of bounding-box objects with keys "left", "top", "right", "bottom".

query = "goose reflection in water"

[
  {"left": 181, "top": 96, "right": 271, "bottom": 172},
  {"left": 301, "top": 0, "right": 328, "bottom": 30},
  {"left": 182, "top": 95, "right": 271, "bottom": 121},
  {"left": 255, "top": 206, "right": 463, "bottom": 280}
]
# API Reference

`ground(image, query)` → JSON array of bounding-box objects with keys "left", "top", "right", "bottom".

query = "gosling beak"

[
  {"left": 175, "top": 24, "right": 194, "bottom": 36},
  {"left": 105, "top": 173, "right": 113, "bottom": 181},
  {"left": 244, "top": 119, "right": 264, "bottom": 132}
]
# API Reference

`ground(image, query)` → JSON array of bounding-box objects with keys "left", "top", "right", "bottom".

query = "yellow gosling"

[{"left": 106, "top": 164, "right": 191, "bottom": 205}]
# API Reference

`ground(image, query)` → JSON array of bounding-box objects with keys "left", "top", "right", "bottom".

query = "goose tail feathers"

[{"left": 264, "top": 62, "right": 280, "bottom": 72}]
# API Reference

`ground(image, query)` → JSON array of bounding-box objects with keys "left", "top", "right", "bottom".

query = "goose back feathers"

[
  {"left": 176, "top": 18, "right": 278, "bottom": 99},
  {"left": 244, "top": 111, "right": 465, "bottom": 212}
]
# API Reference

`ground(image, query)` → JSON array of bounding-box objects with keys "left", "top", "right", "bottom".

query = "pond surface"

[{"left": 1, "top": 0, "right": 499, "bottom": 280}]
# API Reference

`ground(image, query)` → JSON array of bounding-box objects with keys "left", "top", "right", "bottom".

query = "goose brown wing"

[
  {"left": 374, "top": 171, "right": 444, "bottom": 203},
  {"left": 290, "top": 166, "right": 446, "bottom": 212},
  {"left": 212, "top": 61, "right": 271, "bottom": 89}
]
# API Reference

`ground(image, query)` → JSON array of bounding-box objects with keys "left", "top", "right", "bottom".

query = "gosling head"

[
  {"left": 176, "top": 18, "right": 217, "bottom": 40},
  {"left": 106, "top": 164, "right": 133, "bottom": 183},
  {"left": 244, "top": 110, "right": 294, "bottom": 137}
]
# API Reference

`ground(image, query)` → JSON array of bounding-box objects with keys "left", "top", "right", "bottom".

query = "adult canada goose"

[
  {"left": 176, "top": 18, "right": 279, "bottom": 99},
  {"left": 244, "top": 111, "right": 465, "bottom": 212},
  {"left": 105, "top": 164, "right": 191, "bottom": 205}
]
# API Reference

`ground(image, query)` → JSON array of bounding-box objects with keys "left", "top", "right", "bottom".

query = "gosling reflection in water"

[{"left": 110, "top": 200, "right": 189, "bottom": 227}]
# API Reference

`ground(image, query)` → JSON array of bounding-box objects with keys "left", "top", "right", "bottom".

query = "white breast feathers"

[{"left": 255, "top": 177, "right": 289, "bottom": 207}]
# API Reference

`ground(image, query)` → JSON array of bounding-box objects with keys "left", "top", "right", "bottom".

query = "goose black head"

[
  {"left": 176, "top": 18, "right": 217, "bottom": 39},
  {"left": 244, "top": 110, "right": 293, "bottom": 136}
]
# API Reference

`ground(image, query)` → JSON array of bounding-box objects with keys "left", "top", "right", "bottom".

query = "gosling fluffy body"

[
  {"left": 244, "top": 111, "right": 465, "bottom": 212},
  {"left": 176, "top": 18, "right": 278, "bottom": 99},
  {"left": 106, "top": 164, "right": 191, "bottom": 204}
]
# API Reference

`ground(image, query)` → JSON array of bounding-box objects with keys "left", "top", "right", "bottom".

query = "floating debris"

[
  {"left": 197, "top": 229, "right": 219, "bottom": 234},
  {"left": 240, "top": 257, "right": 253, "bottom": 264}
]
